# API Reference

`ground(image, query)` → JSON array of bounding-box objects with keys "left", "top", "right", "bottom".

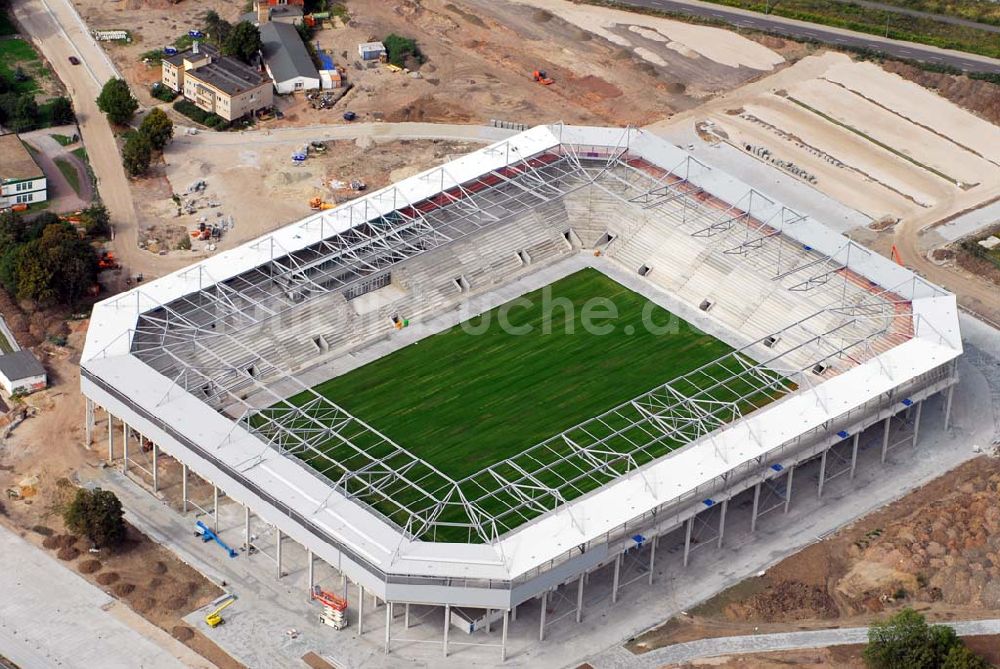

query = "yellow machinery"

[
  {"left": 309, "top": 196, "right": 334, "bottom": 211},
  {"left": 205, "top": 593, "right": 237, "bottom": 628}
]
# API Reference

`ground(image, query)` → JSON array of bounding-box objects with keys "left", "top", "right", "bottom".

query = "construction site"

[{"left": 2, "top": 0, "right": 1000, "bottom": 667}]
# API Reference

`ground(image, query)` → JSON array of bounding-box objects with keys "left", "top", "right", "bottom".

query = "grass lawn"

[
  {"left": 300, "top": 269, "right": 738, "bottom": 477},
  {"left": 0, "top": 37, "right": 42, "bottom": 93},
  {"left": 71, "top": 147, "right": 87, "bottom": 161},
  {"left": 54, "top": 157, "right": 81, "bottom": 196},
  {"left": 51, "top": 134, "right": 74, "bottom": 146},
  {"left": 259, "top": 269, "right": 791, "bottom": 540}
]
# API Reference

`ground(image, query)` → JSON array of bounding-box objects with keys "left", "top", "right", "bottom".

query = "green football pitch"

[{"left": 263, "top": 268, "right": 791, "bottom": 540}]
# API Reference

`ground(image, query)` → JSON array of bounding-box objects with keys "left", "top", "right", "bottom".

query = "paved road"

[
  {"left": 21, "top": 126, "right": 94, "bottom": 212},
  {"left": 171, "top": 121, "right": 515, "bottom": 148},
  {"left": 10, "top": 0, "right": 158, "bottom": 276},
  {"left": 0, "top": 523, "right": 208, "bottom": 669},
  {"left": 617, "top": 0, "right": 1000, "bottom": 73},
  {"left": 598, "top": 618, "right": 1000, "bottom": 666}
]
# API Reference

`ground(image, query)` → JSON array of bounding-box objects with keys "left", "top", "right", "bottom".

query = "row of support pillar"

[{"left": 86, "top": 383, "right": 952, "bottom": 663}]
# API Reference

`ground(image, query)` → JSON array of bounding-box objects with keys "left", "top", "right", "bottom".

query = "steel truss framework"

[{"left": 119, "top": 138, "right": 941, "bottom": 545}]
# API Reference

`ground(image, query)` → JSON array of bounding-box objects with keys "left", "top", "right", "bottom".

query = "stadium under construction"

[{"left": 80, "top": 124, "right": 962, "bottom": 660}]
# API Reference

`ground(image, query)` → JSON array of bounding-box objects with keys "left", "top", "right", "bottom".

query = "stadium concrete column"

[
  {"left": 443, "top": 604, "right": 450, "bottom": 657},
  {"left": 750, "top": 482, "right": 761, "bottom": 533},
  {"left": 358, "top": 585, "right": 365, "bottom": 634},
  {"left": 501, "top": 609, "right": 509, "bottom": 662},
  {"left": 850, "top": 433, "right": 860, "bottom": 480},
  {"left": 683, "top": 516, "right": 694, "bottom": 567},
  {"left": 244, "top": 505, "right": 250, "bottom": 552},
  {"left": 944, "top": 385, "right": 955, "bottom": 430},
  {"left": 384, "top": 602, "right": 392, "bottom": 654},
  {"left": 85, "top": 398, "right": 94, "bottom": 445},
  {"left": 307, "top": 549, "right": 314, "bottom": 592},
  {"left": 913, "top": 400, "right": 923, "bottom": 446},
  {"left": 817, "top": 448, "right": 827, "bottom": 499},
  {"left": 486, "top": 608, "right": 492, "bottom": 633},
  {"left": 122, "top": 421, "right": 128, "bottom": 462},
  {"left": 152, "top": 443, "right": 158, "bottom": 493},
  {"left": 121, "top": 420, "right": 128, "bottom": 474},
  {"left": 511, "top": 603, "right": 517, "bottom": 621},
  {"left": 576, "top": 573, "right": 585, "bottom": 622},
  {"left": 717, "top": 499, "right": 728, "bottom": 549},
  {"left": 213, "top": 484, "right": 219, "bottom": 533},
  {"left": 539, "top": 591, "right": 547, "bottom": 641},
  {"left": 881, "top": 414, "right": 892, "bottom": 463},
  {"left": 648, "top": 536, "right": 657, "bottom": 585},
  {"left": 108, "top": 413, "right": 115, "bottom": 463},
  {"left": 611, "top": 554, "right": 621, "bottom": 603},
  {"left": 783, "top": 465, "right": 795, "bottom": 514},
  {"left": 181, "top": 464, "right": 188, "bottom": 513},
  {"left": 275, "top": 527, "right": 283, "bottom": 579}
]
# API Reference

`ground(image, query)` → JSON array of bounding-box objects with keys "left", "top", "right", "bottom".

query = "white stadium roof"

[{"left": 82, "top": 124, "right": 961, "bottom": 588}]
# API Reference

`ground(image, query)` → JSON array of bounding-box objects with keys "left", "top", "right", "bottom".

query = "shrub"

[
  {"left": 150, "top": 83, "right": 178, "bottom": 103},
  {"left": 864, "top": 608, "right": 988, "bottom": 669},
  {"left": 383, "top": 33, "right": 422, "bottom": 68}
]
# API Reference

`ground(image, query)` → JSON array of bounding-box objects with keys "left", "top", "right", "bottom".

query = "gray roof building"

[{"left": 260, "top": 22, "right": 319, "bottom": 92}]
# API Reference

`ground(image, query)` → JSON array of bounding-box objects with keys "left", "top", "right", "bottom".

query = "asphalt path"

[{"left": 616, "top": 0, "right": 1000, "bottom": 73}]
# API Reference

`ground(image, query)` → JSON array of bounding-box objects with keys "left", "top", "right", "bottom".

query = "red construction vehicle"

[
  {"left": 532, "top": 69, "right": 554, "bottom": 85},
  {"left": 311, "top": 586, "right": 348, "bottom": 630},
  {"left": 98, "top": 250, "right": 119, "bottom": 270}
]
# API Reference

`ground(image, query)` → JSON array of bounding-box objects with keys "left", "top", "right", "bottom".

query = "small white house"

[
  {"left": 0, "top": 134, "right": 47, "bottom": 209},
  {"left": 358, "top": 41, "right": 385, "bottom": 61},
  {"left": 0, "top": 350, "right": 47, "bottom": 395},
  {"left": 261, "top": 21, "right": 320, "bottom": 94}
]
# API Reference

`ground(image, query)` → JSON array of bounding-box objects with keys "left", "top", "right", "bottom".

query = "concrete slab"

[{"left": 0, "top": 524, "right": 205, "bottom": 669}]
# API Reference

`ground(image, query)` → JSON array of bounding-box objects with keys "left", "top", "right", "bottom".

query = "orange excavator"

[{"left": 532, "top": 69, "right": 554, "bottom": 85}]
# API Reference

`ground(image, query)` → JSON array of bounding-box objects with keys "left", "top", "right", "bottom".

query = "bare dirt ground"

[
  {"left": 134, "top": 137, "right": 482, "bottom": 256},
  {"left": 630, "top": 455, "right": 1000, "bottom": 657},
  {"left": 654, "top": 52, "right": 1000, "bottom": 222},
  {"left": 77, "top": 0, "right": 782, "bottom": 127},
  {"left": 665, "top": 635, "right": 1000, "bottom": 669},
  {"left": 71, "top": 0, "right": 243, "bottom": 107},
  {"left": 0, "top": 322, "right": 240, "bottom": 669}
]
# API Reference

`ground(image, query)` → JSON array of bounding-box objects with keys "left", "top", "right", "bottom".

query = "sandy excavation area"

[
  {"left": 631, "top": 456, "right": 1000, "bottom": 661},
  {"left": 72, "top": 0, "right": 244, "bottom": 106},
  {"left": 655, "top": 52, "right": 1000, "bottom": 224},
  {"left": 136, "top": 137, "right": 482, "bottom": 256},
  {"left": 76, "top": 0, "right": 783, "bottom": 126}
]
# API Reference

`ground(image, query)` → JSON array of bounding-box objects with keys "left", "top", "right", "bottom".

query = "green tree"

[
  {"left": 96, "top": 78, "right": 138, "bottom": 125},
  {"left": 15, "top": 223, "right": 98, "bottom": 304},
  {"left": 47, "top": 96, "right": 74, "bottom": 125},
  {"left": 942, "top": 645, "right": 992, "bottom": 669},
  {"left": 864, "top": 608, "right": 981, "bottom": 669},
  {"left": 383, "top": 33, "right": 422, "bottom": 68},
  {"left": 121, "top": 130, "right": 152, "bottom": 177},
  {"left": 10, "top": 94, "right": 38, "bottom": 132},
  {"left": 63, "top": 488, "right": 126, "bottom": 549},
  {"left": 138, "top": 107, "right": 173, "bottom": 151},
  {"left": 223, "top": 20, "right": 261, "bottom": 64},
  {"left": 203, "top": 10, "right": 232, "bottom": 46},
  {"left": 79, "top": 204, "right": 111, "bottom": 238}
]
